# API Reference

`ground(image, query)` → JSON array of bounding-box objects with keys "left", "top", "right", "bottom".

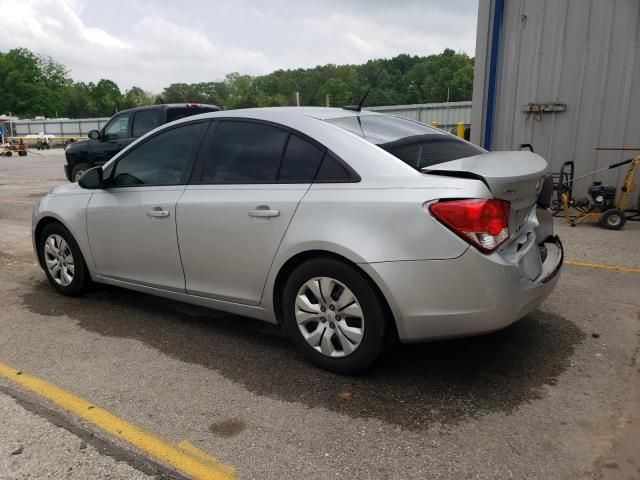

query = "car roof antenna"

[{"left": 343, "top": 65, "right": 385, "bottom": 112}]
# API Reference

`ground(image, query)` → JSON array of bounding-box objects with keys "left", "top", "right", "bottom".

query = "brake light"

[
  {"left": 427, "top": 199, "right": 510, "bottom": 253},
  {"left": 185, "top": 103, "right": 201, "bottom": 108}
]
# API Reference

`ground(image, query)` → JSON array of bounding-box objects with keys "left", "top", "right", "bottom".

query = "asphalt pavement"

[
  {"left": 0, "top": 390, "right": 152, "bottom": 480},
  {"left": 1, "top": 150, "right": 639, "bottom": 479}
]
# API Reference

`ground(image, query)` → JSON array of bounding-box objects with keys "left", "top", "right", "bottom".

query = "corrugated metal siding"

[
  {"left": 474, "top": 0, "right": 640, "bottom": 205},
  {"left": 368, "top": 101, "right": 472, "bottom": 129}
]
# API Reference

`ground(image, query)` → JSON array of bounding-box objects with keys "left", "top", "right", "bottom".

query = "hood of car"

[
  {"left": 48, "top": 182, "right": 85, "bottom": 195},
  {"left": 66, "top": 139, "right": 92, "bottom": 152}
]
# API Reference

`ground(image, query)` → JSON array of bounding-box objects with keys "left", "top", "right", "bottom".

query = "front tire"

[
  {"left": 282, "top": 258, "right": 389, "bottom": 374},
  {"left": 39, "top": 223, "right": 91, "bottom": 296},
  {"left": 71, "top": 163, "right": 91, "bottom": 182}
]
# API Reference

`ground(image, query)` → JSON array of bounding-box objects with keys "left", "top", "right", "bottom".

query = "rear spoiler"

[{"left": 422, "top": 151, "right": 548, "bottom": 203}]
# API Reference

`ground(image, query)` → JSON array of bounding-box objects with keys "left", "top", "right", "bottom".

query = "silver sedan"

[{"left": 32, "top": 107, "right": 563, "bottom": 373}]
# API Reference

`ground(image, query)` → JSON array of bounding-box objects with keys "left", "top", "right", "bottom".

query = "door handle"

[
  {"left": 147, "top": 207, "right": 170, "bottom": 218},
  {"left": 248, "top": 206, "right": 280, "bottom": 218}
]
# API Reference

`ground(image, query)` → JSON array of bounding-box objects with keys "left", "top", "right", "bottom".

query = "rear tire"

[
  {"left": 39, "top": 223, "right": 91, "bottom": 296},
  {"left": 600, "top": 209, "right": 626, "bottom": 230},
  {"left": 282, "top": 258, "right": 389, "bottom": 374}
]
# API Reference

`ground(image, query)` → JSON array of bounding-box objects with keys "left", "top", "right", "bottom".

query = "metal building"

[{"left": 471, "top": 0, "right": 640, "bottom": 205}]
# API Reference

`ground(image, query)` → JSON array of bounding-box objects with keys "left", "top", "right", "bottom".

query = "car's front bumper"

[{"left": 365, "top": 236, "right": 563, "bottom": 342}]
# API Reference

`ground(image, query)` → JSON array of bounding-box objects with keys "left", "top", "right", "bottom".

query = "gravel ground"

[{"left": 0, "top": 150, "right": 639, "bottom": 479}]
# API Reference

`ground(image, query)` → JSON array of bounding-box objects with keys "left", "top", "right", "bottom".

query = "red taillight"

[
  {"left": 427, "top": 199, "right": 510, "bottom": 253},
  {"left": 185, "top": 103, "right": 201, "bottom": 108}
]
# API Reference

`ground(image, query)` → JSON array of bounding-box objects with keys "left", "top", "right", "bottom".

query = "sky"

[{"left": 0, "top": 0, "right": 478, "bottom": 92}]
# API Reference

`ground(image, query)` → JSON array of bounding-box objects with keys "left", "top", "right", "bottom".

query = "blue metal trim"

[{"left": 483, "top": 0, "right": 504, "bottom": 150}]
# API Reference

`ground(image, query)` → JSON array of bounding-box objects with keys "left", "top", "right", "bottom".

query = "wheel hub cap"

[
  {"left": 43, "top": 234, "right": 75, "bottom": 286},
  {"left": 295, "top": 277, "right": 365, "bottom": 358}
]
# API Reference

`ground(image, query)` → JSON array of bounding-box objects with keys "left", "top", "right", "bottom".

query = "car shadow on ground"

[{"left": 22, "top": 280, "right": 585, "bottom": 430}]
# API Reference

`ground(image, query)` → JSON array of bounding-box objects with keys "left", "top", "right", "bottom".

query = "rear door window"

[
  {"left": 132, "top": 109, "right": 160, "bottom": 137},
  {"left": 198, "top": 120, "right": 358, "bottom": 184},
  {"left": 278, "top": 134, "right": 325, "bottom": 182},
  {"left": 326, "top": 115, "right": 484, "bottom": 170},
  {"left": 201, "top": 121, "right": 288, "bottom": 183},
  {"left": 315, "top": 153, "right": 354, "bottom": 182}
]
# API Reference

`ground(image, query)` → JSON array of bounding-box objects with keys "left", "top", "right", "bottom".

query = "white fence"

[{"left": 12, "top": 117, "right": 110, "bottom": 138}]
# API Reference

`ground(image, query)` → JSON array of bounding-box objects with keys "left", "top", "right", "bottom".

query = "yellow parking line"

[
  {"left": 0, "top": 362, "right": 236, "bottom": 480},
  {"left": 564, "top": 259, "right": 640, "bottom": 273},
  {"left": 177, "top": 441, "right": 236, "bottom": 476}
]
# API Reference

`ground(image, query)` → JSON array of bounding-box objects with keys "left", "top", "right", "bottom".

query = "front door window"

[
  {"left": 104, "top": 114, "right": 130, "bottom": 140},
  {"left": 112, "top": 122, "right": 204, "bottom": 186}
]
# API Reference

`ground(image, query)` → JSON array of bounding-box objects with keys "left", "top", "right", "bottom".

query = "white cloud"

[{"left": 0, "top": 0, "right": 477, "bottom": 92}]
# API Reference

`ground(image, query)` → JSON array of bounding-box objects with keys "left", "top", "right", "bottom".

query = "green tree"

[
  {"left": 0, "top": 47, "right": 474, "bottom": 119},
  {"left": 90, "top": 79, "right": 122, "bottom": 116},
  {"left": 120, "top": 86, "right": 155, "bottom": 109},
  {"left": 224, "top": 73, "right": 257, "bottom": 109},
  {"left": 417, "top": 49, "right": 474, "bottom": 102},
  {"left": 63, "top": 82, "right": 97, "bottom": 117},
  {"left": 157, "top": 81, "right": 227, "bottom": 107},
  {"left": 0, "top": 48, "right": 71, "bottom": 118},
  {"left": 317, "top": 78, "right": 353, "bottom": 107}
]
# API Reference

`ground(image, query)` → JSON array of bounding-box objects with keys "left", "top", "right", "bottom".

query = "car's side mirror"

[
  {"left": 88, "top": 129, "right": 100, "bottom": 140},
  {"left": 78, "top": 167, "right": 104, "bottom": 189}
]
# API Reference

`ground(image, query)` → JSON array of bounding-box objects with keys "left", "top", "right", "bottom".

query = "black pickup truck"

[{"left": 64, "top": 103, "right": 220, "bottom": 182}]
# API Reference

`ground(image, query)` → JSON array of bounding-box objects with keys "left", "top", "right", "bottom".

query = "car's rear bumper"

[{"left": 365, "top": 236, "right": 563, "bottom": 342}]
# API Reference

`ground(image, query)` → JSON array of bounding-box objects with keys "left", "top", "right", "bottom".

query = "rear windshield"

[{"left": 326, "top": 115, "right": 484, "bottom": 170}]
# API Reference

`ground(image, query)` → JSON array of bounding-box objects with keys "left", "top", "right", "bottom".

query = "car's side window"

[
  {"left": 201, "top": 121, "right": 289, "bottom": 183},
  {"left": 132, "top": 110, "right": 159, "bottom": 138},
  {"left": 278, "top": 134, "right": 325, "bottom": 182},
  {"left": 315, "top": 152, "right": 356, "bottom": 182},
  {"left": 104, "top": 114, "right": 130, "bottom": 140},
  {"left": 112, "top": 122, "right": 204, "bottom": 187}
]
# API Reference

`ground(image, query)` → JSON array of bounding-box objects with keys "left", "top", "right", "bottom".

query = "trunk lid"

[{"left": 422, "top": 151, "right": 547, "bottom": 238}]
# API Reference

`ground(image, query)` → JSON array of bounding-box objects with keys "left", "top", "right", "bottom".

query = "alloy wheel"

[{"left": 295, "top": 277, "right": 365, "bottom": 357}]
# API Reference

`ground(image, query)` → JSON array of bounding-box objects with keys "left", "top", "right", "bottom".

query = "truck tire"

[{"left": 71, "top": 163, "right": 91, "bottom": 182}]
